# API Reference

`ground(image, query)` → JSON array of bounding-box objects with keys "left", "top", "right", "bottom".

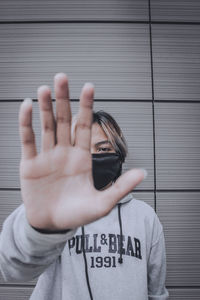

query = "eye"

[{"left": 97, "top": 147, "right": 112, "bottom": 152}]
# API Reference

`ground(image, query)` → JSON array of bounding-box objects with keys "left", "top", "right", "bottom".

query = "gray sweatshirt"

[{"left": 0, "top": 193, "right": 169, "bottom": 300}]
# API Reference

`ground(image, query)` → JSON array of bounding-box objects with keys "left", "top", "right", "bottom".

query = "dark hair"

[{"left": 92, "top": 110, "right": 128, "bottom": 163}]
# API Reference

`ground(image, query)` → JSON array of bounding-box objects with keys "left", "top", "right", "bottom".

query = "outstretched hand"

[{"left": 19, "top": 73, "right": 146, "bottom": 231}]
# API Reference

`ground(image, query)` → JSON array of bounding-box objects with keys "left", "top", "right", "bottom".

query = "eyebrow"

[{"left": 95, "top": 140, "right": 112, "bottom": 147}]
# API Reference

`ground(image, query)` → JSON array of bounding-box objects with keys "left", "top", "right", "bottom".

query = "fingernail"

[
  {"left": 140, "top": 168, "right": 148, "bottom": 179},
  {"left": 37, "top": 85, "right": 50, "bottom": 94},
  {"left": 54, "top": 73, "right": 68, "bottom": 81},
  {"left": 84, "top": 82, "right": 95, "bottom": 89},
  {"left": 23, "top": 98, "right": 32, "bottom": 105}
]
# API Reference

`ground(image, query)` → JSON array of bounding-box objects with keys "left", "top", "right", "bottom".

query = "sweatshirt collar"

[{"left": 118, "top": 192, "right": 133, "bottom": 204}]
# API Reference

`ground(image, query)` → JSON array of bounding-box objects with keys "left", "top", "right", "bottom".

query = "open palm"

[{"left": 19, "top": 73, "right": 146, "bottom": 231}]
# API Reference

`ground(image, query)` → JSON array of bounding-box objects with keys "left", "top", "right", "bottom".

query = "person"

[{"left": 0, "top": 73, "right": 169, "bottom": 300}]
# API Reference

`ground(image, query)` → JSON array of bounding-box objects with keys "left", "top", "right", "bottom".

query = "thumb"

[{"left": 101, "top": 168, "right": 147, "bottom": 211}]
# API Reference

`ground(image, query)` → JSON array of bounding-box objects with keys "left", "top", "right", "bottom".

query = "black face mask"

[{"left": 92, "top": 153, "right": 122, "bottom": 190}]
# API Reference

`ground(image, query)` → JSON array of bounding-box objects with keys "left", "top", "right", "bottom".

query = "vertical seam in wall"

[{"left": 148, "top": 0, "right": 157, "bottom": 212}]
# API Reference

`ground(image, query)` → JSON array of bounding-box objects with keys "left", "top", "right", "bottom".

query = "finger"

[
  {"left": 74, "top": 83, "right": 94, "bottom": 151},
  {"left": 99, "top": 169, "right": 148, "bottom": 215},
  {"left": 19, "top": 98, "right": 37, "bottom": 159},
  {"left": 37, "top": 85, "right": 56, "bottom": 152},
  {"left": 54, "top": 73, "right": 71, "bottom": 146}
]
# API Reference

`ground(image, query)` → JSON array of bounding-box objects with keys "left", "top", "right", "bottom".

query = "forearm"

[{"left": 0, "top": 204, "right": 76, "bottom": 282}]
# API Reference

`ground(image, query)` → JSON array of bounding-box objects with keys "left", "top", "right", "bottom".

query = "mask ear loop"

[{"left": 113, "top": 157, "right": 122, "bottom": 183}]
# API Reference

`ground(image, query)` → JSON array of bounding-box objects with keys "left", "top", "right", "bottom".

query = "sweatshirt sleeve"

[
  {"left": 0, "top": 204, "right": 77, "bottom": 283},
  {"left": 147, "top": 215, "right": 169, "bottom": 300}
]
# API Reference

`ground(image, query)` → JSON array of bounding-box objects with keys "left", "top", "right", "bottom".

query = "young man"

[{"left": 0, "top": 73, "right": 169, "bottom": 299}]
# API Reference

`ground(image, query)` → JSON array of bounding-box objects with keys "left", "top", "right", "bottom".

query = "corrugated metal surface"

[
  {"left": 151, "top": 0, "right": 200, "bottom": 22},
  {"left": 152, "top": 24, "right": 200, "bottom": 101},
  {"left": 168, "top": 288, "right": 200, "bottom": 299},
  {"left": 155, "top": 102, "right": 200, "bottom": 189},
  {"left": 157, "top": 192, "right": 200, "bottom": 286},
  {"left": 0, "top": 286, "right": 34, "bottom": 300},
  {"left": 0, "top": 0, "right": 200, "bottom": 299},
  {"left": 0, "top": 23, "right": 151, "bottom": 100},
  {"left": 0, "top": 0, "right": 149, "bottom": 22}
]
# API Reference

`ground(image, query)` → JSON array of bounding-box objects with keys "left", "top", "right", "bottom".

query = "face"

[
  {"left": 91, "top": 123, "right": 116, "bottom": 190},
  {"left": 90, "top": 123, "right": 116, "bottom": 154}
]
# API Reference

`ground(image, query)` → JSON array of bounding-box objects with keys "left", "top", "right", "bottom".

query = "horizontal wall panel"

[
  {"left": 0, "top": 286, "right": 34, "bottom": 300},
  {"left": 168, "top": 288, "right": 200, "bottom": 299},
  {"left": 0, "top": 101, "right": 154, "bottom": 189},
  {"left": 130, "top": 192, "right": 154, "bottom": 209},
  {"left": 151, "top": 0, "right": 200, "bottom": 22},
  {"left": 155, "top": 102, "right": 200, "bottom": 190},
  {"left": 0, "top": 0, "right": 149, "bottom": 22},
  {"left": 152, "top": 24, "right": 200, "bottom": 100},
  {"left": 156, "top": 192, "right": 200, "bottom": 286},
  {"left": 0, "top": 23, "right": 151, "bottom": 100}
]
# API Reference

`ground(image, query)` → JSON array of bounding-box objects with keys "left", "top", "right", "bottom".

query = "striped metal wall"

[{"left": 0, "top": 0, "right": 200, "bottom": 299}]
